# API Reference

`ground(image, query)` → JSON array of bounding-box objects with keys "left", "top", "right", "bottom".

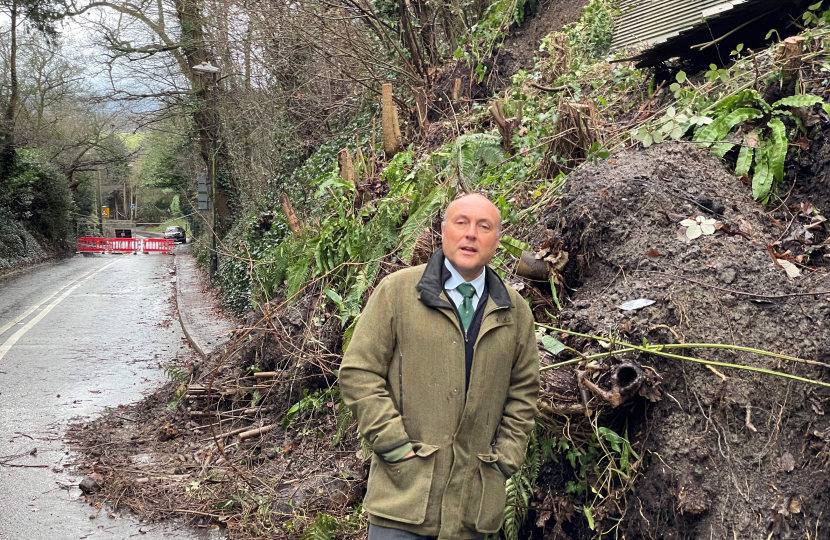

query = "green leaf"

[
  {"left": 809, "top": 1, "right": 823, "bottom": 10},
  {"left": 735, "top": 145, "right": 754, "bottom": 176},
  {"left": 325, "top": 288, "right": 343, "bottom": 305},
  {"left": 676, "top": 71, "right": 687, "bottom": 84},
  {"left": 541, "top": 335, "right": 566, "bottom": 355},
  {"left": 768, "top": 118, "right": 787, "bottom": 183},
  {"left": 712, "top": 89, "right": 768, "bottom": 114},
  {"left": 500, "top": 235, "right": 532, "bottom": 258},
  {"left": 772, "top": 94, "right": 823, "bottom": 109},
  {"left": 752, "top": 146, "right": 773, "bottom": 201},
  {"left": 300, "top": 514, "right": 340, "bottom": 540},
  {"left": 694, "top": 108, "right": 764, "bottom": 147},
  {"left": 712, "top": 141, "right": 735, "bottom": 158},
  {"left": 585, "top": 505, "right": 595, "bottom": 530}
]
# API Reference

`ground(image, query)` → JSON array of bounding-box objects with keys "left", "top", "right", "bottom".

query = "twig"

[{"left": 632, "top": 270, "right": 830, "bottom": 299}]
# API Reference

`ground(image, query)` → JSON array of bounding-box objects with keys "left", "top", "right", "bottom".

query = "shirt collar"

[{"left": 443, "top": 257, "right": 486, "bottom": 298}]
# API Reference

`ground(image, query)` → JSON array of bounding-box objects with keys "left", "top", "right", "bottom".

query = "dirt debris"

[{"left": 537, "top": 142, "right": 830, "bottom": 539}]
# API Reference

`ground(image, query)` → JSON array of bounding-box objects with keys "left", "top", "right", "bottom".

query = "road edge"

[{"left": 173, "top": 253, "right": 207, "bottom": 358}]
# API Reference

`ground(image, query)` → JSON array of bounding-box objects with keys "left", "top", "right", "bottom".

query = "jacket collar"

[{"left": 416, "top": 248, "right": 513, "bottom": 310}]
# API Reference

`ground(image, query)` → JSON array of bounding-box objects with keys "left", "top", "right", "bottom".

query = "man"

[{"left": 340, "top": 193, "right": 540, "bottom": 540}]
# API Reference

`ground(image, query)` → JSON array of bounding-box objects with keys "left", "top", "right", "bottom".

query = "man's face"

[{"left": 441, "top": 195, "right": 501, "bottom": 281}]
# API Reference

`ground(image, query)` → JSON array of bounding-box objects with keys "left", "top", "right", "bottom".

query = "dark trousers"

[{"left": 367, "top": 524, "right": 483, "bottom": 540}]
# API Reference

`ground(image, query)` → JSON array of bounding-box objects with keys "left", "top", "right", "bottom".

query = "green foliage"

[
  {"left": 281, "top": 388, "right": 336, "bottom": 429},
  {"left": 3, "top": 148, "right": 71, "bottom": 248},
  {"left": 456, "top": 0, "right": 538, "bottom": 82},
  {"left": 562, "top": 0, "right": 618, "bottom": 61},
  {"left": 331, "top": 400, "right": 354, "bottom": 447},
  {"left": 498, "top": 429, "right": 541, "bottom": 540},
  {"left": 300, "top": 513, "right": 341, "bottom": 540},
  {"left": 632, "top": 49, "right": 825, "bottom": 202},
  {"left": 499, "top": 235, "right": 531, "bottom": 258}
]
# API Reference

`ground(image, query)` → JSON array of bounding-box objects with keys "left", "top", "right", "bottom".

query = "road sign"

[
  {"left": 101, "top": 207, "right": 110, "bottom": 218},
  {"left": 197, "top": 172, "right": 209, "bottom": 210},
  {"left": 130, "top": 204, "right": 135, "bottom": 210}
]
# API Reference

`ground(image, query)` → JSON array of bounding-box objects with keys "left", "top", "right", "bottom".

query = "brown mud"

[{"left": 537, "top": 142, "right": 830, "bottom": 539}]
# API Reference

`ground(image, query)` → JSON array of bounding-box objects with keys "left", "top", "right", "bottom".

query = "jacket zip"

[{"left": 399, "top": 352, "right": 404, "bottom": 415}]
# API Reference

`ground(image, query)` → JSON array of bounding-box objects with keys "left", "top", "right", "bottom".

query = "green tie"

[{"left": 456, "top": 283, "right": 476, "bottom": 331}]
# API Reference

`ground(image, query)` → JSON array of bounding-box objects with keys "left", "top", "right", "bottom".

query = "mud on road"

[{"left": 0, "top": 254, "right": 220, "bottom": 540}]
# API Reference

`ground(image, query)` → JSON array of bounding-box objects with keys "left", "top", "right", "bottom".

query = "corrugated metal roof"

[
  {"left": 612, "top": 0, "right": 750, "bottom": 51},
  {"left": 611, "top": 0, "right": 810, "bottom": 66}
]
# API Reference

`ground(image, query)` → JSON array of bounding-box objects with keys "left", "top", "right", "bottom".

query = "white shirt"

[{"left": 444, "top": 258, "right": 486, "bottom": 311}]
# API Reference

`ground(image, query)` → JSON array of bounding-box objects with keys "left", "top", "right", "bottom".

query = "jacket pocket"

[
  {"left": 464, "top": 453, "right": 508, "bottom": 533},
  {"left": 363, "top": 442, "right": 439, "bottom": 525}
]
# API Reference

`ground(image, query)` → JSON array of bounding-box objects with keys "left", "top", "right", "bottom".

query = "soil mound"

[{"left": 542, "top": 142, "right": 830, "bottom": 539}]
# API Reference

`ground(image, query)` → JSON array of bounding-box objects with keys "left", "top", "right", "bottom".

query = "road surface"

[{"left": 0, "top": 253, "right": 220, "bottom": 540}]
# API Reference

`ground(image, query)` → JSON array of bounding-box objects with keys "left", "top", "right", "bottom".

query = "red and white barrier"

[
  {"left": 77, "top": 237, "right": 175, "bottom": 254},
  {"left": 77, "top": 237, "right": 109, "bottom": 253},
  {"left": 108, "top": 238, "right": 140, "bottom": 253},
  {"left": 142, "top": 238, "right": 175, "bottom": 254}
]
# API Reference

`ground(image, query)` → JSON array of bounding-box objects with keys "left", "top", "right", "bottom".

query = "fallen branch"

[
  {"left": 238, "top": 424, "right": 276, "bottom": 441},
  {"left": 536, "top": 324, "right": 830, "bottom": 388}
]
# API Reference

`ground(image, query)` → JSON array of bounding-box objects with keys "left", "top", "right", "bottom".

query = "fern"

[
  {"left": 500, "top": 235, "right": 531, "bottom": 258},
  {"left": 300, "top": 513, "right": 340, "bottom": 540},
  {"left": 499, "top": 429, "right": 541, "bottom": 540},
  {"left": 398, "top": 186, "right": 449, "bottom": 264},
  {"left": 752, "top": 145, "right": 773, "bottom": 202},
  {"left": 286, "top": 258, "right": 311, "bottom": 300},
  {"left": 331, "top": 401, "right": 353, "bottom": 447},
  {"left": 456, "top": 133, "right": 507, "bottom": 186},
  {"left": 711, "top": 89, "right": 769, "bottom": 114},
  {"left": 694, "top": 108, "right": 763, "bottom": 147},
  {"left": 772, "top": 94, "right": 824, "bottom": 109},
  {"left": 768, "top": 118, "right": 787, "bottom": 184},
  {"left": 734, "top": 145, "right": 754, "bottom": 177}
]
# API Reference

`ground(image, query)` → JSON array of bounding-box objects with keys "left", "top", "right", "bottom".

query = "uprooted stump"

[{"left": 537, "top": 142, "right": 830, "bottom": 539}]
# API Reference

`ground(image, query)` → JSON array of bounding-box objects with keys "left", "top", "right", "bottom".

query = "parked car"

[{"left": 164, "top": 226, "right": 187, "bottom": 244}]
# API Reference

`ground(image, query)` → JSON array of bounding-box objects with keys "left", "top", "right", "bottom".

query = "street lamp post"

[{"left": 192, "top": 61, "right": 220, "bottom": 279}]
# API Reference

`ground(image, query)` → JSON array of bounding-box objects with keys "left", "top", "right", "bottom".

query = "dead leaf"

[
  {"left": 777, "top": 259, "right": 801, "bottom": 279},
  {"left": 647, "top": 248, "right": 660, "bottom": 259},
  {"left": 788, "top": 498, "right": 801, "bottom": 514},
  {"left": 739, "top": 173, "right": 751, "bottom": 185},
  {"left": 779, "top": 451, "right": 795, "bottom": 472},
  {"left": 738, "top": 219, "right": 754, "bottom": 236},
  {"left": 806, "top": 215, "right": 827, "bottom": 230},
  {"left": 793, "top": 136, "right": 811, "bottom": 151},
  {"left": 744, "top": 133, "right": 761, "bottom": 148}
]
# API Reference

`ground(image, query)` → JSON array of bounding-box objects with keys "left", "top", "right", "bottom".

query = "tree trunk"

[
  {"left": 338, "top": 148, "right": 355, "bottom": 186},
  {"left": 382, "top": 83, "right": 402, "bottom": 156},
  {"left": 279, "top": 194, "right": 301, "bottom": 233},
  {"left": 414, "top": 87, "right": 429, "bottom": 129},
  {"left": 0, "top": 0, "right": 18, "bottom": 180},
  {"left": 763, "top": 36, "right": 805, "bottom": 103},
  {"left": 174, "top": 0, "right": 234, "bottom": 234}
]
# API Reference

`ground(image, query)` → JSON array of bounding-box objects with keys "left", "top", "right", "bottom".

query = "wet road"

[{"left": 0, "top": 254, "right": 220, "bottom": 540}]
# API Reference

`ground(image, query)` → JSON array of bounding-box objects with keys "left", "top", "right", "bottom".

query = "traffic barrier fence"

[
  {"left": 108, "top": 238, "right": 141, "bottom": 253},
  {"left": 76, "top": 237, "right": 175, "bottom": 254},
  {"left": 77, "top": 237, "right": 109, "bottom": 253},
  {"left": 142, "top": 238, "right": 175, "bottom": 254}
]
